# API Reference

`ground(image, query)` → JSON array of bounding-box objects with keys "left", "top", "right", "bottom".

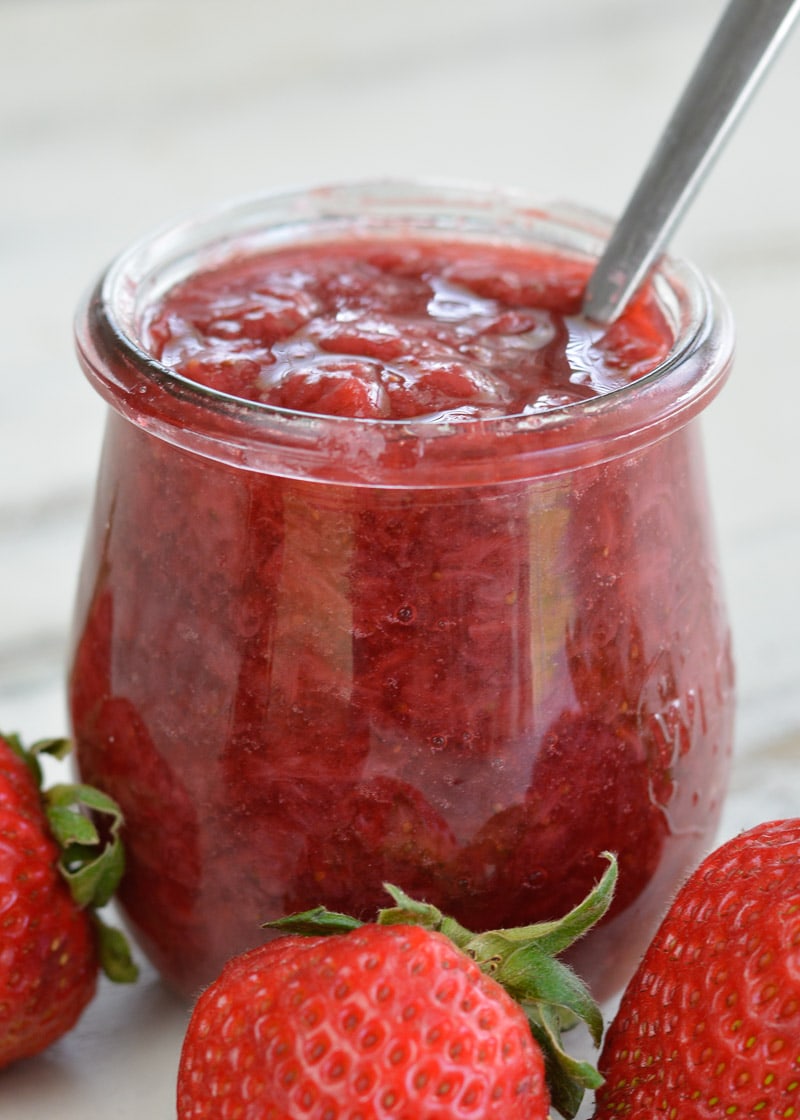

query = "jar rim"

[{"left": 75, "top": 178, "right": 734, "bottom": 486}]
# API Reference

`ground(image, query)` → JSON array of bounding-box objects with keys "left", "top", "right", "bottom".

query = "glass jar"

[{"left": 69, "top": 180, "right": 734, "bottom": 1000}]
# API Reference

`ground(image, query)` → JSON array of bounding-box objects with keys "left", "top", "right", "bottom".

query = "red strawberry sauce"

[
  {"left": 70, "top": 217, "right": 734, "bottom": 999},
  {"left": 141, "top": 239, "right": 671, "bottom": 420}
]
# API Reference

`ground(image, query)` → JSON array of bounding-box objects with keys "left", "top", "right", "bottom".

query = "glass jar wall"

[{"left": 69, "top": 181, "right": 735, "bottom": 999}]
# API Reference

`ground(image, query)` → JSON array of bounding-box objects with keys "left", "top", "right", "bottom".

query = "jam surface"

[
  {"left": 71, "top": 236, "right": 732, "bottom": 999},
  {"left": 144, "top": 239, "right": 671, "bottom": 419}
]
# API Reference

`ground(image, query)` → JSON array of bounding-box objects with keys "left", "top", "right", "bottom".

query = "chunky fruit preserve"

[
  {"left": 141, "top": 238, "right": 672, "bottom": 419},
  {"left": 69, "top": 183, "right": 735, "bottom": 999}
]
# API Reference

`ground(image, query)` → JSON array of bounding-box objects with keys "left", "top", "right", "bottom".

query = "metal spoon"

[{"left": 582, "top": 0, "right": 800, "bottom": 323}]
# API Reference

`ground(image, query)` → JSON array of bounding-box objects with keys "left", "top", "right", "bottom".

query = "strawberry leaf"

[
  {"left": 44, "top": 782, "right": 126, "bottom": 909},
  {"left": 47, "top": 780, "right": 125, "bottom": 819},
  {"left": 92, "top": 913, "right": 139, "bottom": 983},
  {"left": 529, "top": 1001, "right": 603, "bottom": 1119},
  {"left": 533, "top": 851, "right": 618, "bottom": 956},
  {"left": 264, "top": 906, "right": 363, "bottom": 936},
  {"left": 46, "top": 805, "right": 101, "bottom": 849},
  {"left": 378, "top": 883, "right": 445, "bottom": 927},
  {"left": 64, "top": 837, "right": 126, "bottom": 909},
  {"left": 377, "top": 883, "right": 474, "bottom": 949},
  {"left": 30, "top": 736, "right": 72, "bottom": 761},
  {"left": 494, "top": 943, "right": 604, "bottom": 1045}
]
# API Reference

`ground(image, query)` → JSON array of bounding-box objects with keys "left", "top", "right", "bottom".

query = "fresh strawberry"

[
  {"left": 594, "top": 818, "right": 800, "bottom": 1117},
  {"left": 177, "top": 860, "right": 617, "bottom": 1120},
  {"left": 179, "top": 924, "right": 545, "bottom": 1120},
  {"left": 0, "top": 731, "right": 137, "bottom": 1068}
]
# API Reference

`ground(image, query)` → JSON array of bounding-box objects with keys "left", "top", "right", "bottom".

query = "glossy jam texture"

[
  {"left": 70, "top": 236, "right": 733, "bottom": 999},
  {"left": 143, "top": 239, "right": 671, "bottom": 420}
]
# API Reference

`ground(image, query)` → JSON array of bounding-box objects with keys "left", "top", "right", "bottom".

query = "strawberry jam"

[
  {"left": 69, "top": 183, "right": 735, "bottom": 999},
  {"left": 142, "top": 238, "right": 672, "bottom": 420}
]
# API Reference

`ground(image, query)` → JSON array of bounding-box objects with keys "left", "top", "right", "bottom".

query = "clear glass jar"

[{"left": 69, "top": 180, "right": 734, "bottom": 1000}]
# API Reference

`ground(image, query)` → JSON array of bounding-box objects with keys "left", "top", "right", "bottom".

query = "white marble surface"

[{"left": 2, "top": 0, "right": 800, "bottom": 1116}]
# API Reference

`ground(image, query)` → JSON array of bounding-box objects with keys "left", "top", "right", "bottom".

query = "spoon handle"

[{"left": 582, "top": 0, "right": 800, "bottom": 323}]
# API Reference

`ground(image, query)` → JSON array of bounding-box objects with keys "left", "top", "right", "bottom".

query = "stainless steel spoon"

[{"left": 582, "top": 0, "right": 800, "bottom": 323}]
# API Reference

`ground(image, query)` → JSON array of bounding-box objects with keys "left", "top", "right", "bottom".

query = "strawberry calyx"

[
  {"left": 5, "top": 730, "right": 71, "bottom": 785},
  {"left": 4, "top": 731, "right": 139, "bottom": 984},
  {"left": 266, "top": 852, "right": 617, "bottom": 1119}
]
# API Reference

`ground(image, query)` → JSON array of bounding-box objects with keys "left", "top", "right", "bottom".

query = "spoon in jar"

[{"left": 581, "top": 0, "right": 800, "bottom": 324}]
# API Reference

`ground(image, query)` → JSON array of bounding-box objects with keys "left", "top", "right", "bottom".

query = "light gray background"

[{"left": 3, "top": 1, "right": 800, "bottom": 1116}]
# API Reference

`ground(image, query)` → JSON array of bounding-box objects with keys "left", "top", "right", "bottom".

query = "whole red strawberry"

[
  {"left": 180, "top": 923, "right": 545, "bottom": 1119},
  {"left": 594, "top": 818, "right": 800, "bottom": 1118},
  {"left": 0, "top": 732, "right": 137, "bottom": 1068},
  {"left": 178, "top": 865, "right": 617, "bottom": 1120}
]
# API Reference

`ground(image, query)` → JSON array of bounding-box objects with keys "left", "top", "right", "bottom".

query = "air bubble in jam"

[{"left": 426, "top": 276, "right": 499, "bottom": 323}]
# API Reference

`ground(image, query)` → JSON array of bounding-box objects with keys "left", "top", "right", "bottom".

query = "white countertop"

[{"left": 3, "top": 1, "right": 800, "bottom": 1116}]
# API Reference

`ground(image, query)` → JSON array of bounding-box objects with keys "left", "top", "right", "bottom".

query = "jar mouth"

[{"left": 76, "top": 179, "right": 734, "bottom": 485}]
